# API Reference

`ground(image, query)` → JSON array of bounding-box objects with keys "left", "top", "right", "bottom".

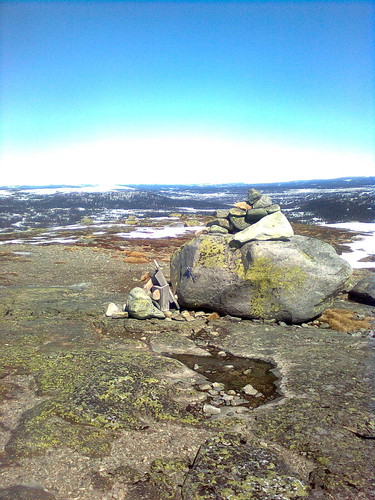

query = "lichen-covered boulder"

[{"left": 170, "top": 234, "right": 352, "bottom": 323}]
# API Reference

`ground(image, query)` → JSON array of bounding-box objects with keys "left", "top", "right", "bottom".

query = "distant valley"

[{"left": 0, "top": 176, "right": 373, "bottom": 232}]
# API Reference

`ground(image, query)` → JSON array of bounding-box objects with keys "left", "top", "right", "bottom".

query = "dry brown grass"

[
  {"left": 124, "top": 256, "right": 150, "bottom": 264},
  {"left": 124, "top": 250, "right": 148, "bottom": 258},
  {"left": 318, "top": 308, "right": 373, "bottom": 333}
]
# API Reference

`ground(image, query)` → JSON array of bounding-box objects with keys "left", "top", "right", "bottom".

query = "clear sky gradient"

[{"left": 1, "top": 0, "right": 374, "bottom": 186}]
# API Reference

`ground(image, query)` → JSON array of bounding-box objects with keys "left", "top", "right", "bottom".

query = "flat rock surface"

[{"left": 0, "top": 239, "right": 374, "bottom": 499}]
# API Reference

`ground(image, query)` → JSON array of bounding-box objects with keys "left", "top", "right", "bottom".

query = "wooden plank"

[
  {"left": 154, "top": 269, "right": 169, "bottom": 287},
  {"left": 152, "top": 260, "right": 180, "bottom": 310},
  {"left": 159, "top": 285, "right": 170, "bottom": 312}
]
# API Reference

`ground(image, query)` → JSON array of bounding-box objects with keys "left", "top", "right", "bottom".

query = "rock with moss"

[
  {"left": 126, "top": 287, "right": 165, "bottom": 319},
  {"left": 170, "top": 233, "right": 352, "bottom": 323},
  {"left": 182, "top": 433, "right": 309, "bottom": 499}
]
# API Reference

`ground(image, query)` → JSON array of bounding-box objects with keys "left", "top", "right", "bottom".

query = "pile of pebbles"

[
  {"left": 206, "top": 188, "right": 281, "bottom": 234},
  {"left": 190, "top": 379, "right": 264, "bottom": 418}
]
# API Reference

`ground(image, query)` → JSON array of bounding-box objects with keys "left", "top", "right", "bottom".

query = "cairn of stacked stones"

[
  {"left": 206, "top": 188, "right": 294, "bottom": 242},
  {"left": 171, "top": 187, "right": 352, "bottom": 323}
]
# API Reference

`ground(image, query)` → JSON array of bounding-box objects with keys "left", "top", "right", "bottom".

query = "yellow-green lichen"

[
  {"left": 236, "top": 257, "right": 307, "bottom": 318},
  {"left": 2, "top": 344, "right": 201, "bottom": 459},
  {"left": 197, "top": 237, "right": 228, "bottom": 268}
]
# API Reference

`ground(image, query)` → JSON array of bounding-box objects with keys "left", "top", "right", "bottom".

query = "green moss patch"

[
  {"left": 182, "top": 433, "right": 308, "bottom": 499},
  {"left": 2, "top": 343, "right": 200, "bottom": 459}
]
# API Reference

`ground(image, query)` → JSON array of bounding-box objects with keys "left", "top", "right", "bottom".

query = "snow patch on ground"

[{"left": 322, "top": 222, "right": 375, "bottom": 268}]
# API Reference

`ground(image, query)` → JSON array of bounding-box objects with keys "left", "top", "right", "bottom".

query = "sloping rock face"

[{"left": 170, "top": 233, "right": 352, "bottom": 323}]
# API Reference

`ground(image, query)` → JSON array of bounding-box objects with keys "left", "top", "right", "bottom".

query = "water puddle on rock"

[{"left": 168, "top": 350, "right": 281, "bottom": 417}]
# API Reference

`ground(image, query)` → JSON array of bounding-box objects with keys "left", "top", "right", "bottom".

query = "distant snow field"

[{"left": 323, "top": 222, "right": 375, "bottom": 268}]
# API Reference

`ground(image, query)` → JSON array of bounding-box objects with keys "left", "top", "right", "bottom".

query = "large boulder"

[
  {"left": 170, "top": 234, "right": 352, "bottom": 323},
  {"left": 348, "top": 276, "right": 375, "bottom": 305}
]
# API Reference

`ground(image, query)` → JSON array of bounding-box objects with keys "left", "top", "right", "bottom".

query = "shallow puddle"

[{"left": 168, "top": 350, "right": 281, "bottom": 411}]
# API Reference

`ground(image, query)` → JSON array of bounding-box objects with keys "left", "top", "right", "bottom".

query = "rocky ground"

[{"left": 0, "top": 220, "right": 374, "bottom": 499}]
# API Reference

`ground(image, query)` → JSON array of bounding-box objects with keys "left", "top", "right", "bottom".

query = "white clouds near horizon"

[{"left": 1, "top": 134, "right": 374, "bottom": 187}]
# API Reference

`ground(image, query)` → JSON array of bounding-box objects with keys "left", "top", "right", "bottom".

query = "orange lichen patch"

[
  {"left": 234, "top": 202, "right": 251, "bottom": 210},
  {"left": 318, "top": 308, "right": 373, "bottom": 333},
  {"left": 124, "top": 256, "right": 150, "bottom": 263},
  {"left": 63, "top": 247, "right": 79, "bottom": 252}
]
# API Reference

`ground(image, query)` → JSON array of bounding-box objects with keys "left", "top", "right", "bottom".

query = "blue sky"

[{"left": 0, "top": 0, "right": 374, "bottom": 185}]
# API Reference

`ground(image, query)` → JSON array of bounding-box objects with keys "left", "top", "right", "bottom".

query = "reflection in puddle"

[{"left": 168, "top": 351, "right": 281, "bottom": 415}]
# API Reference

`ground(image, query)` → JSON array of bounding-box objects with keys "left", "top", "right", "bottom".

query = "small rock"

[
  {"left": 252, "top": 195, "right": 273, "bottom": 208},
  {"left": 245, "top": 208, "right": 268, "bottom": 223},
  {"left": 194, "top": 311, "right": 207, "bottom": 318},
  {"left": 203, "top": 404, "right": 221, "bottom": 415},
  {"left": 151, "top": 289, "right": 161, "bottom": 301},
  {"left": 126, "top": 287, "right": 165, "bottom": 320},
  {"left": 209, "top": 224, "right": 229, "bottom": 234},
  {"left": 222, "top": 394, "right": 234, "bottom": 402},
  {"left": 106, "top": 302, "right": 121, "bottom": 317},
  {"left": 198, "top": 384, "right": 211, "bottom": 391},
  {"left": 217, "top": 351, "right": 226, "bottom": 357},
  {"left": 247, "top": 188, "right": 262, "bottom": 204},
  {"left": 242, "top": 384, "right": 258, "bottom": 396},
  {"left": 266, "top": 204, "right": 281, "bottom": 214},
  {"left": 171, "top": 311, "right": 185, "bottom": 321},
  {"left": 234, "top": 202, "right": 251, "bottom": 210},
  {"left": 229, "top": 207, "right": 247, "bottom": 217},
  {"left": 212, "top": 382, "right": 225, "bottom": 390},
  {"left": 235, "top": 406, "right": 249, "bottom": 414},
  {"left": 226, "top": 315, "right": 242, "bottom": 322},
  {"left": 181, "top": 310, "right": 195, "bottom": 321},
  {"left": 215, "top": 209, "right": 230, "bottom": 218},
  {"left": 111, "top": 311, "right": 129, "bottom": 319},
  {"left": 319, "top": 322, "right": 330, "bottom": 329}
]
